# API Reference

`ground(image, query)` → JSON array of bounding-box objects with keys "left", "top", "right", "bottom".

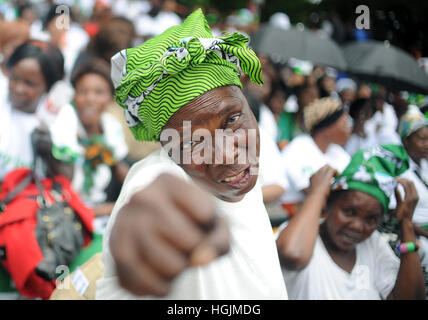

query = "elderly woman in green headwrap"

[
  {"left": 95, "top": 9, "right": 289, "bottom": 299},
  {"left": 276, "top": 144, "right": 425, "bottom": 299}
]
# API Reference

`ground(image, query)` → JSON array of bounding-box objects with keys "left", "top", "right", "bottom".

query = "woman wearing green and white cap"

[
  {"left": 398, "top": 105, "right": 428, "bottom": 296},
  {"left": 95, "top": 9, "right": 288, "bottom": 299},
  {"left": 399, "top": 105, "right": 428, "bottom": 235},
  {"left": 277, "top": 145, "right": 425, "bottom": 299}
]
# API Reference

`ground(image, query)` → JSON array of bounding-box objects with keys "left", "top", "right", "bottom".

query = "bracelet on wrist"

[{"left": 396, "top": 241, "right": 422, "bottom": 254}]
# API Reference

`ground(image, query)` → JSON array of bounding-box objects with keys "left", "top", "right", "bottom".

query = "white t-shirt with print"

[
  {"left": 280, "top": 134, "right": 350, "bottom": 204},
  {"left": 281, "top": 230, "right": 400, "bottom": 300},
  {"left": 0, "top": 98, "right": 81, "bottom": 180},
  {"left": 96, "top": 148, "right": 288, "bottom": 300},
  {"left": 400, "top": 158, "right": 428, "bottom": 225}
]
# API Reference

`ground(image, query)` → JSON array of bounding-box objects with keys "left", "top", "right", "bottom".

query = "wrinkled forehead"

[
  {"left": 331, "top": 190, "right": 383, "bottom": 215},
  {"left": 164, "top": 86, "right": 246, "bottom": 129}
]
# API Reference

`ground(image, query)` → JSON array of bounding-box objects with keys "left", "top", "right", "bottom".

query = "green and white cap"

[
  {"left": 332, "top": 144, "right": 409, "bottom": 212},
  {"left": 110, "top": 8, "right": 263, "bottom": 142}
]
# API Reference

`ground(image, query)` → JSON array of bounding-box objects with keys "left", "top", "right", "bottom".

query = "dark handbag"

[{"left": 33, "top": 178, "right": 85, "bottom": 281}]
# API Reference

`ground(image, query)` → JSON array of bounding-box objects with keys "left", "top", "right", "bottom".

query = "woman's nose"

[
  {"left": 13, "top": 80, "right": 27, "bottom": 95},
  {"left": 213, "top": 130, "right": 253, "bottom": 165},
  {"left": 85, "top": 92, "right": 97, "bottom": 105},
  {"left": 348, "top": 217, "right": 364, "bottom": 234}
]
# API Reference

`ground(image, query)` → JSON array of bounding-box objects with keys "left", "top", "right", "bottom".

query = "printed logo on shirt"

[{"left": 0, "top": 152, "right": 32, "bottom": 173}]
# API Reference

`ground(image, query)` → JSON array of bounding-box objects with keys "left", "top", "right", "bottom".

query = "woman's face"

[
  {"left": 161, "top": 86, "right": 260, "bottom": 202},
  {"left": 324, "top": 190, "right": 383, "bottom": 252},
  {"left": 321, "top": 76, "right": 335, "bottom": 93},
  {"left": 404, "top": 126, "right": 428, "bottom": 163},
  {"left": 298, "top": 85, "right": 319, "bottom": 110},
  {"left": 74, "top": 73, "right": 113, "bottom": 129},
  {"left": 8, "top": 57, "right": 47, "bottom": 113},
  {"left": 268, "top": 89, "right": 286, "bottom": 115},
  {"left": 340, "top": 89, "right": 356, "bottom": 105}
]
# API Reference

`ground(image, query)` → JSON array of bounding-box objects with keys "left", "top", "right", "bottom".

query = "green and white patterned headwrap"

[
  {"left": 110, "top": 8, "right": 263, "bottom": 141},
  {"left": 332, "top": 144, "right": 409, "bottom": 212},
  {"left": 398, "top": 104, "right": 428, "bottom": 140}
]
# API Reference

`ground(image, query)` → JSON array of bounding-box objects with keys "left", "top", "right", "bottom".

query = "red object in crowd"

[
  {"left": 0, "top": 168, "right": 94, "bottom": 299},
  {"left": 84, "top": 22, "right": 100, "bottom": 38}
]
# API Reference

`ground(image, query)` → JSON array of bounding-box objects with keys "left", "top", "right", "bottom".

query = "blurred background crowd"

[{"left": 0, "top": 0, "right": 428, "bottom": 299}]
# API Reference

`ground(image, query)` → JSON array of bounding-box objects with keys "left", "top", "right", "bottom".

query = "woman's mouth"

[
  {"left": 341, "top": 233, "right": 361, "bottom": 245},
  {"left": 220, "top": 167, "right": 251, "bottom": 189}
]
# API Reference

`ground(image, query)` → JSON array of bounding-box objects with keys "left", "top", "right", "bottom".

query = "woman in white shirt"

[
  {"left": 0, "top": 40, "right": 79, "bottom": 181},
  {"left": 398, "top": 105, "right": 428, "bottom": 296},
  {"left": 277, "top": 145, "right": 425, "bottom": 300},
  {"left": 70, "top": 59, "right": 129, "bottom": 231}
]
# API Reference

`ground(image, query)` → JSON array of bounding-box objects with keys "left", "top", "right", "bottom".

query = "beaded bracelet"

[{"left": 396, "top": 241, "right": 422, "bottom": 254}]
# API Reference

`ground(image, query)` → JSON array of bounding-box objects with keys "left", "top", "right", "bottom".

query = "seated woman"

[
  {"left": 0, "top": 40, "right": 80, "bottom": 182},
  {"left": 276, "top": 145, "right": 425, "bottom": 299},
  {"left": 70, "top": 59, "right": 129, "bottom": 231},
  {"left": 399, "top": 105, "right": 428, "bottom": 231}
]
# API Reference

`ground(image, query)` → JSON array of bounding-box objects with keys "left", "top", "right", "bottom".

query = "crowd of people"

[{"left": 0, "top": 0, "right": 427, "bottom": 301}]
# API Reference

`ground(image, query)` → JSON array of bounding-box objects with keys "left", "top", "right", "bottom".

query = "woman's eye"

[
  {"left": 226, "top": 113, "right": 241, "bottom": 125},
  {"left": 25, "top": 80, "right": 37, "bottom": 87},
  {"left": 365, "top": 216, "right": 378, "bottom": 225},
  {"left": 96, "top": 88, "right": 107, "bottom": 96},
  {"left": 342, "top": 208, "right": 354, "bottom": 217}
]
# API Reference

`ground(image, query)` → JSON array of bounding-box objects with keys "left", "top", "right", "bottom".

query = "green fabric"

[
  {"left": 114, "top": 8, "right": 263, "bottom": 141},
  {"left": 52, "top": 144, "right": 80, "bottom": 164},
  {"left": 0, "top": 264, "right": 14, "bottom": 292},
  {"left": 78, "top": 135, "right": 116, "bottom": 194},
  {"left": 69, "top": 232, "right": 103, "bottom": 273},
  {"left": 332, "top": 144, "right": 409, "bottom": 212},
  {"left": 407, "top": 93, "right": 428, "bottom": 107}
]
